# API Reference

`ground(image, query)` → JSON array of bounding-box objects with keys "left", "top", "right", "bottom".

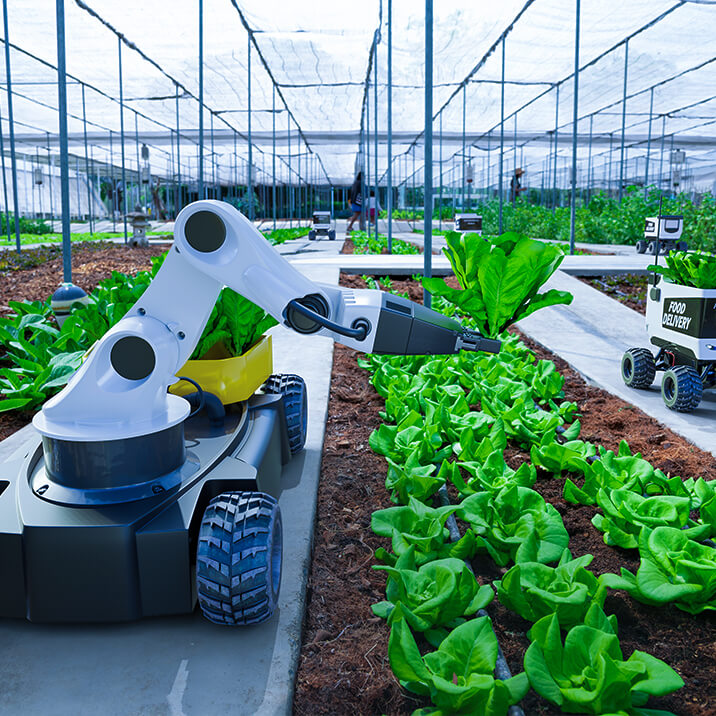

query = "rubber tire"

[
  {"left": 308, "top": 231, "right": 316, "bottom": 241},
  {"left": 196, "top": 491, "right": 282, "bottom": 626},
  {"left": 661, "top": 365, "right": 703, "bottom": 412},
  {"left": 621, "top": 348, "right": 656, "bottom": 389},
  {"left": 647, "top": 241, "right": 658, "bottom": 255},
  {"left": 677, "top": 240, "right": 688, "bottom": 251},
  {"left": 328, "top": 229, "right": 336, "bottom": 241},
  {"left": 635, "top": 240, "right": 647, "bottom": 254},
  {"left": 263, "top": 373, "right": 308, "bottom": 455}
]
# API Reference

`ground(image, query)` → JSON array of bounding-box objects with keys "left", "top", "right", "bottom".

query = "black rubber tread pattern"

[
  {"left": 635, "top": 240, "right": 647, "bottom": 254},
  {"left": 328, "top": 230, "right": 336, "bottom": 241},
  {"left": 621, "top": 348, "right": 656, "bottom": 389},
  {"left": 308, "top": 231, "right": 316, "bottom": 241},
  {"left": 677, "top": 240, "right": 689, "bottom": 251},
  {"left": 263, "top": 373, "right": 308, "bottom": 455},
  {"left": 196, "top": 491, "right": 282, "bottom": 626},
  {"left": 661, "top": 365, "right": 703, "bottom": 412},
  {"left": 647, "top": 241, "right": 658, "bottom": 255}
]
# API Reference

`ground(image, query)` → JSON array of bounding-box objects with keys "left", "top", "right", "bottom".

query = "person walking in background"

[
  {"left": 510, "top": 167, "right": 525, "bottom": 203},
  {"left": 346, "top": 171, "right": 363, "bottom": 233},
  {"left": 367, "top": 189, "right": 381, "bottom": 227}
]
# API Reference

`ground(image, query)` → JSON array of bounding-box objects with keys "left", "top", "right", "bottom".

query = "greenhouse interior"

[{"left": 0, "top": 1, "right": 714, "bottom": 715}]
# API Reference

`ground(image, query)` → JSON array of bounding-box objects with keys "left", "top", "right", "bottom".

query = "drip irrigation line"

[{"left": 436, "top": 485, "right": 526, "bottom": 716}]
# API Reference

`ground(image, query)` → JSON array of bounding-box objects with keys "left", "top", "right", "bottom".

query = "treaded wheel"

[
  {"left": 677, "top": 240, "right": 688, "bottom": 251},
  {"left": 621, "top": 348, "right": 656, "bottom": 389},
  {"left": 647, "top": 241, "right": 658, "bottom": 255},
  {"left": 263, "top": 373, "right": 308, "bottom": 455},
  {"left": 196, "top": 491, "right": 282, "bottom": 626},
  {"left": 661, "top": 366, "right": 703, "bottom": 412},
  {"left": 328, "top": 229, "right": 336, "bottom": 241},
  {"left": 635, "top": 240, "right": 647, "bottom": 254},
  {"left": 308, "top": 230, "right": 316, "bottom": 241}
]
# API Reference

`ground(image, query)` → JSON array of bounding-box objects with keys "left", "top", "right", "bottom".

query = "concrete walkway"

[
  {"left": 0, "top": 259, "right": 340, "bottom": 716},
  {"left": 517, "top": 271, "right": 716, "bottom": 459}
]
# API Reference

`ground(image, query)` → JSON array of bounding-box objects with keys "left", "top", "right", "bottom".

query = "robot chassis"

[{"left": 308, "top": 210, "right": 336, "bottom": 241}]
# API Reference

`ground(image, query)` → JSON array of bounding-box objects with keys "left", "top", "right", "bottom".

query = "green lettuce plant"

[
  {"left": 372, "top": 546, "right": 493, "bottom": 643},
  {"left": 495, "top": 551, "right": 608, "bottom": 629},
  {"left": 456, "top": 484, "right": 569, "bottom": 566},
  {"left": 602, "top": 526, "right": 716, "bottom": 614},
  {"left": 422, "top": 231, "right": 573, "bottom": 338},
  {"left": 592, "top": 488, "right": 709, "bottom": 549},
  {"left": 448, "top": 450, "right": 536, "bottom": 497},
  {"left": 371, "top": 496, "right": 476, "bottom": 566},
  {"left": 530, "top": 439, "right": 595, "bottom": 478},
  {"left": 647, "top": 249, "right": 716, "bottom": 289},
  {"left": 388, "top": 617, "right": 529, "bottom": 716},
  {"left": 524, "top": 604, "right": 684, "bottom": 715}
]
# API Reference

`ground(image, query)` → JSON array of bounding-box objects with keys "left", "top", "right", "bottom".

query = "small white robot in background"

[
  {"left": 308, "top": 210, "right": 336, "bottom": 241},
  {"left": 453, "top": 213, "right": 483, "bottom": 235},
  {"left": 635, "top": 214, "right": 688, "bottom": 255}
]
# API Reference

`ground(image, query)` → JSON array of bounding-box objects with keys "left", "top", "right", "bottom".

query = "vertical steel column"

[
  {"left": 287, "top": 114, "right": 292, "bottom": 227},
  {"left": 272, "top": 85, "right": 276, "bottom": 230},
  {"left": 586, "top": 114, "right": 593, "bottom": 203},
  {"left": 618, "top": 39, "right": 629, "bottom": 202},
  {"left": 175, "top": 83, "right": 181, "bottom": 216},
  {"left": 47, "top": 131, "right": 54, "bottom": 223},
  {"left": 512, "top": 112, "right": 517, "bottom": 208},
  {"left": 75, "top": 157, "right": 81, "bottom": 221},
  {"left": 210, "top": 111, "right": 216, "bottom": 199},
  {"left": 109, "top": 130, "right": 116, "bottom": 231},
  {"left": 81, "top": 85, "right": 93, "bottom": 234},
  {"left": 498, "top": 36, "right": 505, "bottom": 234},
  {"left": 3, "top": 0, "right": 20, "bottom": 251},
  {"left": 366, "top": 64, "right": 371, "bottom": 239},
  {"left": 569, "top": 0, "right": 580, "bottom": 256},
  {"left": 438, "top": 112, "right": 442, "bottom": 231},
  {"left": 552, "top": 84, "right": 559, "bottom": 212},
  {"left": 487, "top": 130, "right": 491, "bottom": 199},
  {"left": 644, "top": 86, "right": 654, "bottom": 198},
  {"left": 608, "top": 132, "right": 613, "bottom": 196},
  {"left": 198, "top": 0, "right": 204, "bottom": 199},
  {"left": 373, "top": 32, "right": 378, "bottom": 234},
  {"left": 55, "top": 0, "right": 72, "bottom": 280},
  {"left": 134, "top": 112, "right": 140, "bottom": 206},
  {"left": 658, "top": 115, "right": 666, "bottom": 194},
  {"left": 386, "top": 0, "right": 393, "bottom": 250},
  {"left": 0, "top": 101, "right": 9, "bottom": 241},
  {"left": 461, "top": 86, "right": 466, "bottom": 211},
  {"left": 118, "top": 38, "right": 128, "bottom": 242},
  {"left": 424, "top": 0, "right": 433, "bottom": 308},
  {"left": 247, "top": 32, "right": 254, "bottom": 221}
]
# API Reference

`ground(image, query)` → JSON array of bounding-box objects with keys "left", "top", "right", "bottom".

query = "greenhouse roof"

[{"left": 1, "top": 0, "right": 715, "bottom": 188}]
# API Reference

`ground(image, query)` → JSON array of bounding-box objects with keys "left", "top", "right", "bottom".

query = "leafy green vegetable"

[
  {"left": 389, "top": 617, "right": 529, "bottom": 716},
  {"left": 602, "top": 526, "right": 716, "bottom": 614},
  {"left": 456, "top": 485, "right": 569, "bottom": 566},
  {"left": 371, "top": 496, "right": 476, "bottom": 566},
  {"left": 372, "top": 546, "right": 493, "bottom": 641},
  {"left": 495, "top": 550, "right": 608, "bottom": 629},
  {"left": 530, "top": 439, "right": 595, "bottom": 478},
  {"left": 422, "top": 231, "right": 573, "bottom": 338},
  {"left": 524, "top": 604, "right": 683, "bottom": 715},
  {"left": 592, "top": 488, "right": 709, "bottom": 550},
  {"left": 647, "top": 249, "right": 716, "bottom": 289},
  {"left": 449, "top": 450, "right": 536, "bottom": 497}
]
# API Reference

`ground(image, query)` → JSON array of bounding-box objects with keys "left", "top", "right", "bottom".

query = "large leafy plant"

[
  {"left": 647, "top": 249, "right": 716, "bottom": 289},
  {"left": 422, "top": 231, "right": 573, "bottom": 338},
  {"left": 389, "top": 617, "right": 529, "bottom": 716},
  {"left": 524, "top": 604, "right": 684, "bottom": 715},
  {"left": 602, "top": 526, "right": 716, "bottom": 614},
  {"left": 495, "top": 551, "right": 608, "bottom": 630},
  {"left": 456, "top": 484, "right": 569, "bottom": 566}
]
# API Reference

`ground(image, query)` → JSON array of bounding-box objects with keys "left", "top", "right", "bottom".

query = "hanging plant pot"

[{"left": 169, "top": 334, "right": 273, "bottom": 405}]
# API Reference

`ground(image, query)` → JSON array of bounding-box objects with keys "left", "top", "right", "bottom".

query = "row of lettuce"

[{"left": 357, "top": 232, "right": 714, "bottom": 715}]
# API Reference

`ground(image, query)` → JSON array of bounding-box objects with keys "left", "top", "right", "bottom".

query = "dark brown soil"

[
  {"left": 579, "top": 274, "right": 649, "bottom": 315},
  {"left": 0, "top": 243, "right": 169, "bottom": 440},
  {"left": 293, "top": 274, "right": 716, "bottom": 716}
]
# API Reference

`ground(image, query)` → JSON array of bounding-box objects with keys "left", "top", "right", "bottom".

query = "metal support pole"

[
  {"left": 55, "top": 0, "right": 72, "bottom": 280},
  {"left": 109, "top": 130, "right": 116, "bottom": 231},
  {"left": 618, "top": 39, "right": 629, "bottom": 202},
  {"left": 608, "top": 132, "right": 614, "bottom": 196},
  {"left": 373, "top": 32, "right": 378, "bottom": 234},
  {"left": 553, "top": 83, "right": 559, "bottom": 212},
  {"left": 175, "top": 83, "right": 181, "bottom": 216},
  {"left": 366, "top": 66, "right": 371, "bottom": 239},
  {"left": 272, "top": 85, "right": 276, "bottom": 230},
  {"left": 658, "top": 115, "right": 666, "bottom": 194},
  {"left": 47, "top": 131, "right": 54, "bottom": 223},
  {"left": 210, "top": 111, "right": 215, "bottom": 200},
  {"left": 134, "top": 112, "right": 140, "bottom": 207},
  {"left": 0, "top": 101, "right": 9, "bottom": 241},
  {"left": 586, "top": 114, "right": 593, "bottom": 203},
  {"left": 644, "top": 86, "right": 654, "bottom": 198},
  {"left": 387, "top": 0, "right": 393, "bottom": 252},
  {"left": 569, "top": 0, "right": 580, "bottom": 256},
  {"left": 118, "top": 38, "right": 128, "bottom": 242},
  {"left": 287, "top": 114, "right": 292, "bottom": 227},
  {"left": 498, "top": 36, "right": 505, "bottom": 234},
  {"left": 247, "top": 32, "right": 254, "bottom": 221},
  {"left": 3, "top": 0, "right": 21, "bottom": 251},
  {"left": 198, "top": 0, "right": 204, "bottom": 199},
  {"left": 438, "top": 112, "right": 442, "bottom": 231},
  {"left": 512, "top": 112, "right": 517, "bottom": 208},
  {"left": 81, "top": 84, "right": 93, "bottom": 234},
  {"left": 461, "top": 86, "right": 466, "bottom": 211},
  {"left": 424, "top": 0, "right": 433, "bottom": 308}
]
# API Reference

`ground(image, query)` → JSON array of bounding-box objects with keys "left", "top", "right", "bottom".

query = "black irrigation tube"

[{"left": 435, "top": 484, "right": 526, "bottom": 716}]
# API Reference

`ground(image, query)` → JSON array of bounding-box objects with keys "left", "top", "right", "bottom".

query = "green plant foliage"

[
  {"left": 371, "top": 496, "right": 476, "bottom": 567},
  {"left": 372, "top": 546, "right": 493, "bottom": 641},
  {"left": 350, "top": 230, "right": 420, "bottom": 255},
  {"left": 602, "top": 527, "right": 716, "bottom": 614},
  {"left": 456, "top": 484, "right": 569, "bottom": 567},
  {"left": 0, "top": 212, "right": 52, "bottom": 235},
  {"left": 647, "top": 249, "right": 716, "bottom": 289},
  {"left": 388, "top": 617, "right": 529, "bottom": 716},
  {"left": 262, "top": 227, "right": 310, "bottom": 244},
  {"left": 524, "top": 604, "right": 684, "bottom": 715},
  {"left": 422, "top": 231, "right": 573, "bottom": 338},
  {"left": 592, "top": 488, "right": 709, "bottom": 550},
  {"left": 530, "top": 439, "right": 595, "bottom": 478},
  {"left": 495, "top": 550, "right": 608, "bottom": 630},
  {"left": 449, "top": 450, "right": 536, "bottom": 497}
]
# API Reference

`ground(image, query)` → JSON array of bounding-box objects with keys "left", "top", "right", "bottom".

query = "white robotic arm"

[{"left": 34, "top": 201, "right": 499, "bottom": 443}]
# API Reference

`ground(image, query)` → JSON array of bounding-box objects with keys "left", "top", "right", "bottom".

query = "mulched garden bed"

[
  {"left": 578, "top": 274, "right": 649, "bottom": 315},
  {"left": 293, "top": 274, "right": 715, "bottom": 716}
]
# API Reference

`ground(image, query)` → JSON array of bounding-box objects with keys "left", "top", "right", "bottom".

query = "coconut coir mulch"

[{"left": 293, "top": 274, "right": 715, "bottom": 716}]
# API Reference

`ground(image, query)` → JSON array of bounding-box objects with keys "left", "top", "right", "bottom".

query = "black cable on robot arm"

[{"left": 286, "top": 300, "right": 368, "bottom": 341}]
